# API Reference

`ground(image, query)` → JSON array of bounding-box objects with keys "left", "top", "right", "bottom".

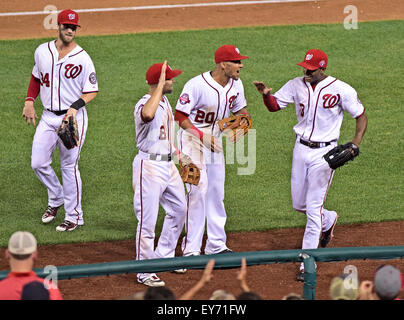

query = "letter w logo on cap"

[{"left": 306, "top": 54, "right": 313, "bottom": 60}]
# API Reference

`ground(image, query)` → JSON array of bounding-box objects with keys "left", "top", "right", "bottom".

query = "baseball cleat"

[
  {"left": 217, "top": 248, "right": 233, "bottom": 254},
  {"left": 56, "top": 220, "right": 79, "bottom": 232},
  {"left": 138, "top": 274, "right": 165, "bottom": 287},
  {"left": 297, "top": 270, "right": 305, "bottom": 282},
  {"left": 42, "top": 205, "right": 62, "bottom": 224},
  {"left": 320, "top": 214, "right": 338, "bottom": 248},
  {"left": 172, "top": 268, "right": 187, "bottom": 274}
]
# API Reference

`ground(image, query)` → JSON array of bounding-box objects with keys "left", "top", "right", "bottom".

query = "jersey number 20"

[{"left": 195, "top": 110, "right": 215, "bottom": 124}]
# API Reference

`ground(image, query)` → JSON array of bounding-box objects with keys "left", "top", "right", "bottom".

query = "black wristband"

[{"left": 70, "top": 98, "right": 85, "bottom": 110}]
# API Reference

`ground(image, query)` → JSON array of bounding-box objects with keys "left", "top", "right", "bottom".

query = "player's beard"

[
  {"left": 59, "top": 29, "right": 75, "bottom": 45},
  {"left": 163, "top": 82, "right": 173, "bottom": 94}
]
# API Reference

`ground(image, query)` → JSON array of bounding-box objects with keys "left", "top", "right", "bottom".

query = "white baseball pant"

[{"left": 31, "top": 108, "right": 88, "bottom": 225}]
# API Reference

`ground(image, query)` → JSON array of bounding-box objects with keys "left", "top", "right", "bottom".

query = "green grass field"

[{"left": 1, "top": 20, "right": 403, "bottom": 247}]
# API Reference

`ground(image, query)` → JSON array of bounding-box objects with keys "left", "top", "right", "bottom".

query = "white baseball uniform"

[
  {"left": 30, "top": 40, "right": 98, "bottom": 225},
  {"left": 133, "top": 94, "right": 187, "bottom": 281},
  {"left": 176, "top": 71, "right": 247, "bottom": 255},
  {"left": 273, "top": 75, "right": 364, "bottom": 268}
]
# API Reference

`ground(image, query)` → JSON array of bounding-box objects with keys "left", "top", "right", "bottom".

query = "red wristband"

[{"left": 189, "top": 126, "right": 204, "bottom": 141}]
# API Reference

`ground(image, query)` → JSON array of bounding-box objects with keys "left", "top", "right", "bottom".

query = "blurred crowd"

[{"left": 0, "top": 231, "right": 402, "bottom": 300}]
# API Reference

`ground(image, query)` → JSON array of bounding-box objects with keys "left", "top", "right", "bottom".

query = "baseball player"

[
  {"left": 174, "top": 45, "right": 250, "bottom": 256},
  {"left": 253, "top": 49, "right": 368, "bottom": 281},
  {"left": 133, "top": 61, "right": 187, "bottom": 287},
  {"left": 22, "top": 9, "right": 98, "bottom": 231}
]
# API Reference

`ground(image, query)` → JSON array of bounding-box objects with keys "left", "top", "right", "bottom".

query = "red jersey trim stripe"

[
  {"left": 48, "top": 41, "right": 55, "bottom": 111},
  {"left": 309, "top": 78, "right": 338, "bottom": 141},
  {"left": 73, "top": 108, "right": 85, "bottom": 224},
  {"left": 201, "top": 73, "right": 220, "bottom": 135}
]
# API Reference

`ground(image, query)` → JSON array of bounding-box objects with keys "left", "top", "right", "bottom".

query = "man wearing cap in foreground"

[
  {"left": 0, "top": 231, "right": 63, "bottom": 299},
  {"left": 133, "top": 61, "right": 186, "bottom": 287},
  {"left": 358, "top": 265, "right": 403, "bottom": 300},
  {"left": 22, "top": 9, "right": 98, "bottom": 232},
  {"left": 174, "top": 45, "right": 250, "bottom": 257},
  {"left": 253, "top": 49, "right": 368, "bottom": 281}
]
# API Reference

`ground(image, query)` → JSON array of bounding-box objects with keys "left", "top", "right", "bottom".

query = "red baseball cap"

[
  {"left": 58, "top": 9, "right": 80, "bottom": 27},
  {"left": 146, "top": 63, "right": 182, "bottom": 85},
  {"left": 297, "top": 49, "right": 328, "bottom": 70},
  {"left": 215, "top": 45, "right": 249, "bottom": 64}
]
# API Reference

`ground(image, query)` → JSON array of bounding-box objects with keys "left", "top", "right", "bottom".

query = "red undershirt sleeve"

[
  {"left": 174, "top": 110, "right": 204, "bottom": 140},
  {"left": 263, "top": 93, "right": 281, "bottom": 112},
  {"left": 26, "top": 75, "right": 40, "bottom": 102}
]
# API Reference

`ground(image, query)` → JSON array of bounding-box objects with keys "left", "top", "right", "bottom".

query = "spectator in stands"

[
  {"left": 358, "top": 264, "right": 403, "bottom": 300},
  {"left": 282, "top": 292, "right": 305, "bottom": 300},
  {"left": 144, "top": 286, "right": 176, "bottom": 300},
  {"left": 329, "top": 273, "right": 359, "bottom": 300},
  {"left": 0, "top": 231, "right": 63, "bottom": 300},
  {"left": 21, "top": 281, "right": 50, "bottom": 300},
  {"left": 210, "top": 289, "right": 235, "bottom": 300}
]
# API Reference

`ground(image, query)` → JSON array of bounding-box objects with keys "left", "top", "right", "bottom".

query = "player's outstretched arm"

[
  {"left": 141, "top": 60, "right": 168, "bottom": 122},
  {"left": 253, "top": 81, "right": 272, "bottom": 95},
  {"left": 351, "top": 113, "right": 368, "bottom": 147}
]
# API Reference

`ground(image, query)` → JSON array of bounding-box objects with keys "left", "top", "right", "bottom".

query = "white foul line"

[{"left": 0, "top": 0, "right": 315, "bottom": 17}]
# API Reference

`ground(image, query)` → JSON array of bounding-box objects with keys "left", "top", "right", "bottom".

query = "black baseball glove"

[
  {"left": 323, "top": 142, "right": 359, "bottom": 170},
  {"left": 57, "top": 114, "right": 79, "bottom": 149}
]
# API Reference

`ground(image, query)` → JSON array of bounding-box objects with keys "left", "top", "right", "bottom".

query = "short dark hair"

[
  {"left": 236, "top": 291, "right": 262, "bottom": 300},
  {"left": 144, "top": 287, "right": 176, "bottom": 300}
]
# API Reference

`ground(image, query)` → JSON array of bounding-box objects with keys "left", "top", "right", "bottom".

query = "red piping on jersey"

[
  {"left": 222, "top": 79, "right": 234, "bottom": 119},
  {"left": 182, "top": 186, "right": 191, "bottom": 253},
  {"left": 320, "top": 170, "right": 335, "bottom": 233},
  {"left": 69, "top": 49, "right": 84, "bottom": 58},
  {"left": 163, "top": 96, "right": 172, "bottom": 154},
  {"left": 82, "top": 91, "right": 99, "bottom": 94},
  {"left": 137, "top": 160, "right": 144, "bottom": 260},
  {"left": 309, "top": 78, "right": 338, "bottom": 141},
  {"left": 58, "top": 64, "right": 63, "bottom": 110},
  {"left": 48, "top": 42, "right": 55, "bottom": 110},
  {"left": 355, "top": 109, "right": 365, "bottom": 119},
  {"left": 201, "top": 73, "right": 220, "bottom": 135},
  {"left": 303, "top": 80, "right": 311, "bottom": 134},
  {"left": 73, "top": 108, "right": 85, "bottom": 224}
]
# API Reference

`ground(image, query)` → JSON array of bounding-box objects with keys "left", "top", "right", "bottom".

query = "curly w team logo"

[
  {"left": 322, "top": 94, "right": 341, "bottom": 109},
  {"left": 179, "top": 93, "right": 190, "bottom": 105},
  {"left": 65, "top": 64, "right": 83, "bottom": 79},
  {"left": 228, "top": 95, "right": 237, "bottom": 109}
]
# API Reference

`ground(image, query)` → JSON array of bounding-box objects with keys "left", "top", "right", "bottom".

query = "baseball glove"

[
  {"left": 323, "top": 142, "right": 359, "bottom": 170},
  {"left": 57, "top": 114, "right": 79, "bottom": 149},
  {"left": 218, "top": 114, "right": 252, "bottom": 143},
  {"left": 179, "top": 154, "right": 200, "bottom": 186}
]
